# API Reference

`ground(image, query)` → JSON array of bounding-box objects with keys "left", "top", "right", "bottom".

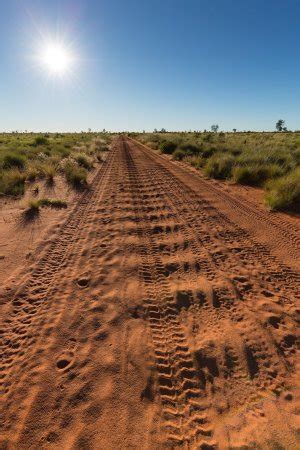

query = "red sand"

[{"left": 1, "top": 136, "right": 299, "bottom": 449}]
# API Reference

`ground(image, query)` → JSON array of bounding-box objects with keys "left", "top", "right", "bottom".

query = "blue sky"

[{"left": 0, "top": 0, "right": 299, "bottom": 132}]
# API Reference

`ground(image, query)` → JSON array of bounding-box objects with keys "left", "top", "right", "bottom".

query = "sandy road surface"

[{"left": 1, "top": 136, "right": 299, "bottom": 449}]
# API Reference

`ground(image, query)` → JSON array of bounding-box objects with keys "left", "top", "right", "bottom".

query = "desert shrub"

[
  {"left": 26, "top": 166, "right": 40, "bottom": 181},
  {"left": 34, "top": 136, "right": 48, "bottom": 146},
  {"left": 39, "top": 198, "right": 67, "bottom": 209},
  {"left": 230, "top": 148, "right": 242, "bottom": 156},
  {"left": 179, "top": 143, "right": 201, "bottom": 154},
  {"left": 3, "top": 153, "right": 26, "bottom": 170},
  {"left": 173, "top": 149, "right": 187, "bottom": 161},
  {"left": 232, "top": 164, "right": 284, "bottom": 186},
  {"left": 22, "top": 199, "right": 40, "bottom": 222},
  {"left": 185, "top": 156, "right": 205, "bottom": 169},
  {"left": 0, "top": 170, "right": 26, "bottom": 195},
  {"left": 265, "top": 168, "right": 300, "bottom": 211},
  {"left": 42, "top": 163, "right": 57, "bottom": 185},
  {"left": 64, "top": 162, "right": 87, "bottom": 189},
  {"left": 145, "top": 141, "right": 158, "bottom": 150},
  {"left": 54, "top": 146, "right": 70, "bottom": 158},
  {"left": 204, "top": 154, "right": 235, "bottom": 179},
  {"left": 203, "top": 133, "right": 213, "bottom": 142},
  {"left": 294, "top": 149, "right": 300, "bottom": 164},
  {"left": 27, "top": 161, "right": 57, "bottom": 183},
  {"left": 236, "top": 149, "right": 294, "bottom": 172},
  {"left": 160, "top": 141, "right": 177, "bottom": 154},
  {"left": 72, "top": 152, "right": 93, "bottom": 169},
  {"left": 95, "top": 152, "right": 103, "bottom": 162},
  {"left": 91, "top": 138, "right": 110, "bottom": 153},
  {"left": 200, "top": 147, "right": 215, "bottom": 158}
]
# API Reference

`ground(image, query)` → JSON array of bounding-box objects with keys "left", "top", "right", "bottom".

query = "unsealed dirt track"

[{"left": 1, "top": 136, "right": 299, "bottom": 449}]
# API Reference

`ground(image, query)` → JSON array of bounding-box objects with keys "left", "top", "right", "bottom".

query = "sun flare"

[
  {"left": 42, "top": 44, "right": 71, "bottom": 74},
  {"left": 35, "top": 39, "right": 75, "bottom": 78}
]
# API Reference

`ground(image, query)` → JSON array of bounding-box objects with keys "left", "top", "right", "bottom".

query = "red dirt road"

[{"left": 1, "top": 137, "right": 299, "bottom": 449}]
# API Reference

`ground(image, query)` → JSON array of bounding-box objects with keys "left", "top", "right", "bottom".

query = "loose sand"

[{"left": 1, "top": 137, "right": 299, "bottom": 449}]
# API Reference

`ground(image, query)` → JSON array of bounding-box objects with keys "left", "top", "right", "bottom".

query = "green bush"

[
  {"left": 3, "top": 153, "right": 26, "bottom": 170},
  {"left": 232, "top": 164, "right": 284, "bottom": 186},
  {"left": 185, "top": 156, "right": 205, "bottom": 169},
  {"left": 26, "top": 161, "right": 57, "bottom": 183},
  {"left": 203, "top": 133, "right": 213, "bottom": 142},
  {"left": 34, "top": 136, "right": 48, "bottom": 146},
  {"left": 173, "top": 149, "right": 187, "bottom": 161},
  {"left": 64, "top": 162, "right": 87, "bottom": 189},
  {"left": 22, "top": 199, "right": 41, "bottom": 222},
  {"left": 200, "top": 147, "right": 215, "bottom": 158},
  {"left": 0, "top": 170, "right": 26, "bottom": 195},
  {"left": 72, "top": 152, "right": 93, "bottom": 169},
  {"left": 145, "top": 141, "right": 158, "bottom": 150},
  {"left": 265, "top": 168, "right": 300, "bottom": 211},
  {"left": 230, "top": 148, "right": 242, "bottom": 156},
  {"left": 160, "top": 141, "right": 177, "bottom": 154},
  {"left": 26, "top": 166, "right": 40, "bottom": 181},
  {"left": 179, "top": 143, "right": 200, "bottom": 154},
  {"left": 39, "top": 198, "right": 68, "bottom": 209},
  {"left": 204, "top": 154, "right": 235, "bottom": 179}
]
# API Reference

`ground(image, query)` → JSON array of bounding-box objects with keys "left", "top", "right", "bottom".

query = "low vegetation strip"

[
  {"left": 134, "top": 131, "right": 300, "bottom": 212},
  {"left": 0, "top": 132, "right": 112, "bottom": 197}
]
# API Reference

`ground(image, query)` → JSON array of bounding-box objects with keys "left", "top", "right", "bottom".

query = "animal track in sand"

[{"left": 56, "top": 351, "right": 74, "bottom": 371}]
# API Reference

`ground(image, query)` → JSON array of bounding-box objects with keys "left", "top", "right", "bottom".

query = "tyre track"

[
  {"left": 123, "top": 139, "right": 216, "bottom": 447},
  {"left": 131, "top": 138, "right": 300, "bottom": 268},
  {"left": 124, "top": 137, "right": 299, "bottom": 448},
  {"left": 0, "top": 143, "right": 118, "bottom": 411}
]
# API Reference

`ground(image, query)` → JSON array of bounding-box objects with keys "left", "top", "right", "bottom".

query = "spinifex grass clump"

[
  {"left": 172, "top": 149, "right": 187, "bottom": 161},
  {"left": 33, "top": 136, "right": 49, "bottom": 146},
  {"left": 72, "top": 152, "right": 93, "bottom": 170},
  {"left": 160, "top": 141, "right": 177, "bottom": 154},
  {"left": 204, "top": 154, "right": 235, "bottom": 179},
  {"left": 265, "top": 167, "right": 300, "bottom": 211},
  {"left": 22, "top": 197, "right": 68, "bottom": 223},
  {"left": 232, "top": 164, "right": 284, "bottom": 186},
  {"left": 41, "top": 162, "right": 57, "bottom": 185},
  {"left": 22, "top": 199, "right": 41, "bottom": 222},
  {"left": 3, "top": 153, "right": 26, "bottom": 170},
  {"left": 39, "top": 198, "right": 68, "bottom": 209},
  {"left": 0, "top": 170, "right": 26, "bottom": 195},
  {"left": 64, "top": 162, "right": 88, "bottom": 189}
]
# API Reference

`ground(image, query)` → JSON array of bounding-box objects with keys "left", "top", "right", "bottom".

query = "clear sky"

[{"left": 0, "top": 0, "right": 299, "bottom": 132}]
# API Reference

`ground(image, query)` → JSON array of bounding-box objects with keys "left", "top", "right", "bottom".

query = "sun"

[
  {"left": 42, "top": 43, "right": 71, "bottom": 74},
  {"left": 39, "top": 42, "right": 74, "bottom": 76},
  {"left": 33, "top": 38, "right": 76, "bottom": 79}
]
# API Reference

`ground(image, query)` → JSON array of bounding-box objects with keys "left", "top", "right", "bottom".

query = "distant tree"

[
  {"left": 233, "top": 128, "right": 237, "bottom": 133},
  {"left": 88, "top": 128, "right": 91, "bottom": 133},
  {"left": 160, "top": 128, "right": 166, "bottom": 133},
  {"left": 282, "top": 127, "right": 287, "bottom": 132},
  {"left": 154, "top": 128, "right": 158, "bottom": 133},
  {"left": 102, "top": 128, "right": 106, "bottom": 133},
  {"left": 276, "top": 119, "right": 285, "bottom": 132},
  {"left": 211, "top": 124, "right": 219, "bottom": 133}
]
